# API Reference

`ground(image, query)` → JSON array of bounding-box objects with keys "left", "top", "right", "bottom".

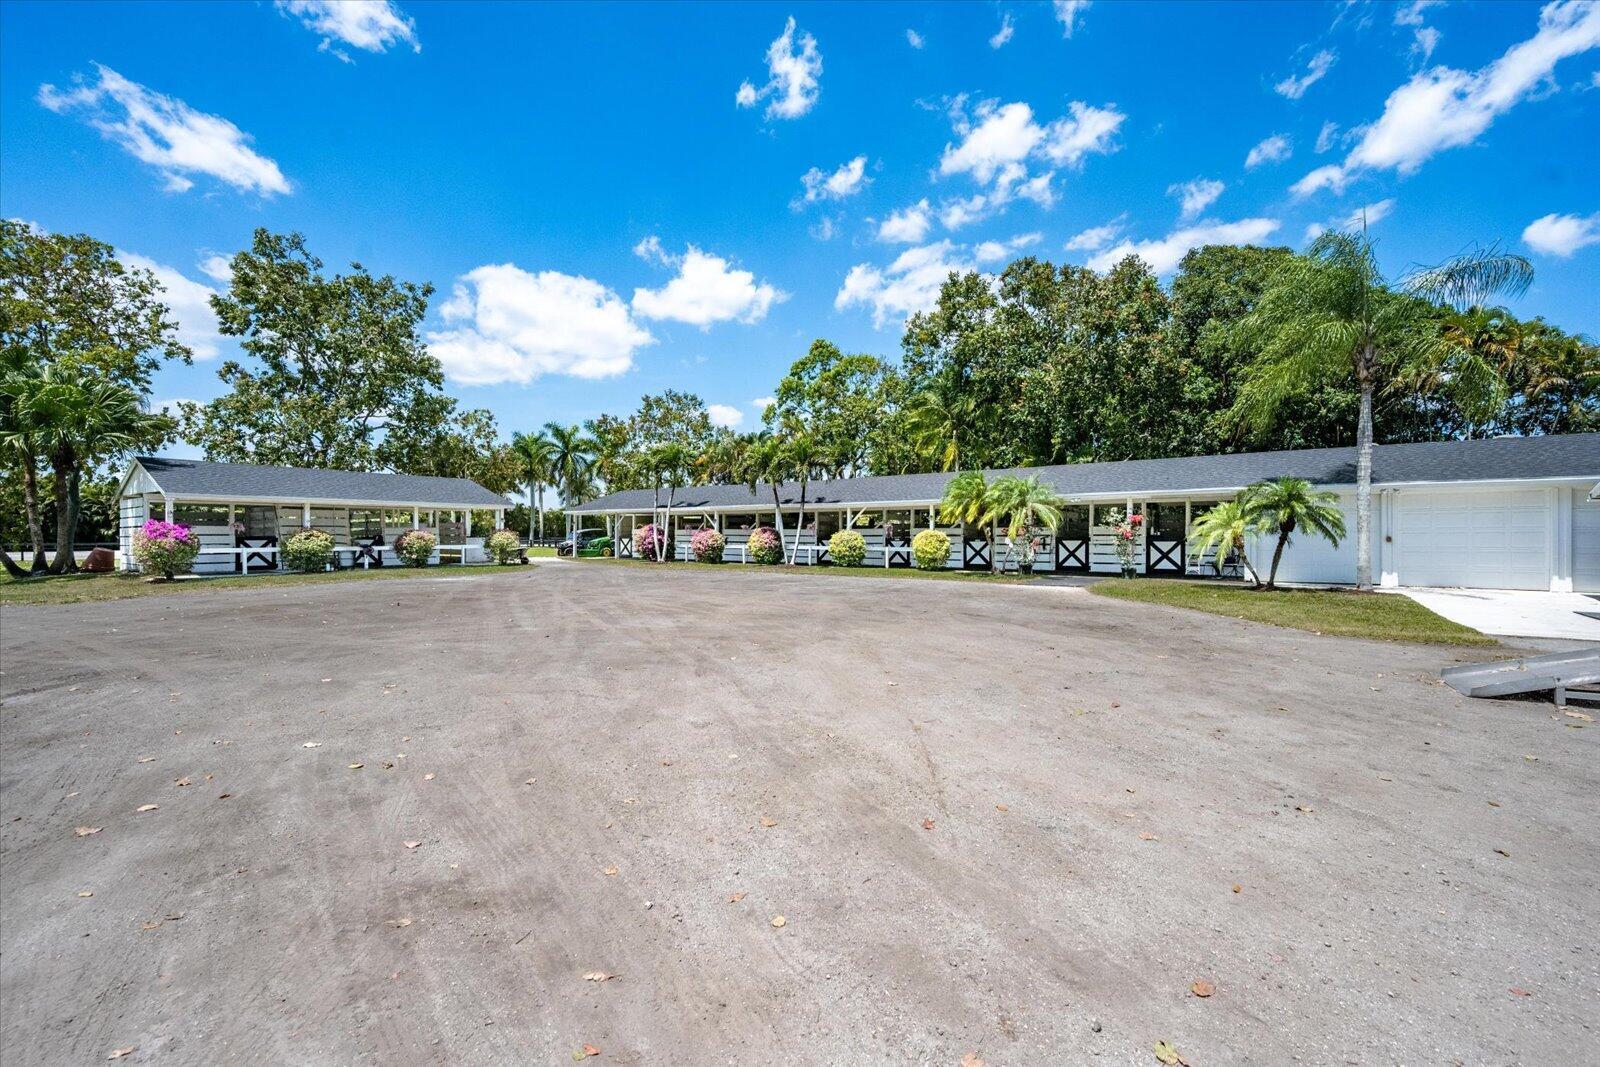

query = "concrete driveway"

[
  {"left": 1397, "top": 587, "right": 1600, "bottom": 642},
  {"left": 3, "top": 563, "right": 1596, "bottom": 1064}
]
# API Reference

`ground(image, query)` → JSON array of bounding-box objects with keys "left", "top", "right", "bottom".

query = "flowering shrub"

[
  {"left": 486, "top": 528, "right": 522, "bottom": 564},
  {"left": 636, "top": 523, "right": 667, "bottom": 561},
  {"left": 132, "top": 519, "right": 200, "bottom": 580},
  {"left": 393, "top": 529, "right": 437, "bottom": 567},
  {"left": 691, "top": 526, "right": 726, "bottom": 563},
  {"left": 827, "top": 529, "right": 866, "bottom": 567},
  {"left": 746, "top": 525, "right": 783, "bottom": 565},
  {"left": 911, "top": 529, "right": 950, "bottom": 571},
  {"left": 282, "top": 528, "right": 335, "bottom": 573},
  {"left": 1101, "top": 507, "right": 1142, "bottom": 577}
]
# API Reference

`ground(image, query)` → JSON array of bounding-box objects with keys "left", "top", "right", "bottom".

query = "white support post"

[
  {"left": 302, "top": 502, "right": 312, "bottom": 528},
  {"left": 495, "top": 507, "right": 504, "bottom": 530},
  {"left": 464, "top": 509, "right": 473, "bottom": 537},
  {"left": 412, "top": 507, "right": 420, "bottom": 530},
  {"left": 164, "top": 498, "right": 175, "bottom": 522}
]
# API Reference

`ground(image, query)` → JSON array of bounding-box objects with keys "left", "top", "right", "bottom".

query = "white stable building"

[
  {"left": 566, "top": 434, "right": 1600, "bottom": 592},
  {"left": 117, "top": 457, "right": 508, "bottom": 574}
]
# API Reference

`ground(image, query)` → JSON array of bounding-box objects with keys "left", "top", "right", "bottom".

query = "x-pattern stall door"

[
  {"left": 1054, "top": 505, "right": 1090, "bottom": 572},
  {"left": 1144, "top": 502, "right": 1186, "bottom": 575},
  {"left": 963, "top": 534, "right": 991, "bottom": 570}
]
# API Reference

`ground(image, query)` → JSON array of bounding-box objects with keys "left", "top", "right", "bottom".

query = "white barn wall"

[{"left": 1572, "top": 489, "right": 1600, "bottom": 592}]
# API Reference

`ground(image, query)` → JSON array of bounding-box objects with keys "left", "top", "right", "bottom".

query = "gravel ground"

[{"left": 2, "top": 561, "right": 1596, "bottom": 1065}]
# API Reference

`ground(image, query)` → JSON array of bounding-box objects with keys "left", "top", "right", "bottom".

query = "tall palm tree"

[
  {"left": 905, "top": 375, "right": 978, "bottom": 472},
  {"left": 1187, "top": 499, "right": 1261, "bottom": 587},
  {"left": 542, "top": 422, "right": 598, "bottom": 506},
  {"left": 648, "top": 442, "right": 690, "bottom": 562},
  {"left": 1232, "top": 229, "right": 1531, "bottom": 590},
  {"left": 981, "top": 475, "right": 1066, "bottom": 570},
  {"left": 509, "top": 429, "right": 556, "bottom": 543},
  {"left": 740, "top": 433, "right": 793, "bottom": 559},
  {"left": 938, "top": 471, "right": 991, "bottom": 571},
  {"left": 1402, "top": 304, "right": 1524, "bottom": 438},
  {"left": 1242, "top": 477, "right": 1347, "bottom": 591}
]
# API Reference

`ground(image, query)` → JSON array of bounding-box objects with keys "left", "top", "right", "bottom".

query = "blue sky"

[{"left": 3, "top": 0, "right": 1597, "bottom": 445}]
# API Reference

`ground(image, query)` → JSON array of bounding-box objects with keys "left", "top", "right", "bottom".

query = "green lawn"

[
  {"left": 1089, "top": 578, "right": 1496, "bottom": 646},
  {"left": 0, "top": 563, "right": 533, "bottom": 607},
  {"left": 575, "top": 556, "right": 1029, "bottom": 582}
]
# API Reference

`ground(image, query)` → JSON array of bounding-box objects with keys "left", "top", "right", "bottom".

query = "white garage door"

[
  {"left": 1574, "top": 491, "right": 1600, "bottom": 592},
  {"left": 1395, "top": 489, "right": 1550, "bottom": 590}
]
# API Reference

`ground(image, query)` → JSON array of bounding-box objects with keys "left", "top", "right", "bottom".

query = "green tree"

[
  {"left": 1186, "top": 499, "right": 1262, "bottom": 587},
  {"left": 981, "top": 475, "right": 1065, "bottom": 570},
  {"left": 181, "top": 229, "right": 485, "bottom": 474},
  {"left": 510, "top": 430, "right": 557, "bottom": 542},
  {"left": 767, "top": 340, "right": 891, "bottom": 476},
  {"left": 1242, "top": 478, "right": 1347, "bottom": 591},
  {"left": 740, "top": 434, "right": 794, "bottom": 560},
  {"left": 938, "top": 471, "right": 991, "bottom": 570},
  {"left": 1232, "top": 230, "right": 1532, "bottom": 589},
  {"left": 905, "top": 370, "right": 980, "bottom": 472},
  {"left": 544, "top": 422, "right": 598, "bottom": 505},
  {"left": 646, "top": 442, "right": 690, "bottom": 562}
]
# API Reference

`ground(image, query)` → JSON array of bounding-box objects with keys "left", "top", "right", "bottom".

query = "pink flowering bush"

[
  {"left": 1101, "top": 507, "right": 1142, "bottom": 577},
  {"left": 132, "top": 519, "right": 200, "bottom": 580},
  {"left": 636, "top": 523, "right": 667, "bottom": 561},
  {"left": 393, "top": 529, "right": 437, "bottom": 567},
  {"left": 690, "top": 526, "right": 725, "bottom": 563},
  {"left": 746, "top": 525, "right": 782, "bottom": 565}
]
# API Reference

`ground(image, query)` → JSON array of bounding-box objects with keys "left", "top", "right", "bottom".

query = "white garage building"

[{"left": 566, "top": 433, "right": 1600, "bottom": 592}]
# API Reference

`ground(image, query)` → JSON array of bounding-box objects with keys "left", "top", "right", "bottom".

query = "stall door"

[
  {"left": 1054, "top": 506, "right": 1090, "bottom": 572},
  {"left": 1393, "top": 489, "right": 1549, "bottom": 590},
  {"left": 1144, "top": 502, "right": 1186, "bottom": 575}
]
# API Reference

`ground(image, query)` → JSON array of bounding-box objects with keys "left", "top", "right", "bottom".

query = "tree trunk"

[
  {"left": 1354, "top": 359, "right": 1375, "bottom": 591},
  {"left": 662, "top": 487, "right": 675, "bottom": 562},
  {"left": 0, "top": 547, "right": 28, "bottom": 579},
  {"left": 536, "top": 485, "right": 545, "bottom": 542},
  {"left": 1266, "top": 529, "right": 1290, "bottom": 590},
  {"left": 47, "top": 453, "right": 77, "bottom": 574},
  {"left": 526, "top": 482, "right": 536, "bottom": 545},
  {"left": 769, "top": 487, "right": 788, "bottom": 562},
  {"left": 790, "top": 479, "right": 808, "bottom": 565},
  {"left": 20, "top": 457, "right": 47, "bottom": 573},
  {"left": 1234, "top": 536, "right": 1261, "bottom": 589}
]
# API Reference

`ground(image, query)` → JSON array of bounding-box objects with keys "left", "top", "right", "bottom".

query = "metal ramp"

[{"left": 1441, "top": 648, "right": 1600, "bottom": 705}]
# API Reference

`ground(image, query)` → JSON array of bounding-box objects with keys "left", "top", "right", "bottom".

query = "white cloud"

[
  {"left": 427, "top": 264, "right": 653, "bottom": 385},
  {"left": 38, "top": 65, "right": 289, "bottom": 196},
  {"left": 1523, "top": 211, "right": 1600, "bottom": 256},
  {"left": 119, "top": 252, "right": 225, "bottom": 360},
  {"left": 836, "top": 241, "right": 975, "bottom": 327},
  {"left": 990, "top": 13, "right": 1015, "bottom": 49},
  {"left": 707, "top": 403, "right": 744, "bottom": 428},
  {"left": 1341, "top": 198, "right": 1395, "bottom": 228},
  {"left": 1245, "top": 134, "right": 1292, "bottom": 168},
  {"left": 973, "top": 232, "right": 1041, "bottom": 263},
  {"left": 1086, "top": 218, "right": 1281, "bottom": 275},
  {"left": 938, "top": 97, "right": 1123, "bottom": 210},
  {"left": 1412, "top": 26, "right": 1442, "bottom": 63},
  {"left": 631, "top": 244, "right": 784, "bottom": 327},
  {"left": 751, "top": 396, "right": 777, "bottom": 413},
  {"left": 809, "top": 216, "right": 838, "bottom": 241},
  {"left": 1275, "top": 49, "right": 1337, "bottom": 99},
  {"left": 1168, "top": 178, "right": 1225, "bottom": 220},
  {"left": 878, "top": 200, "right": 933, "bottom": 243},
  {"left": 736, "top": 17, "right": 822, "bottom": 120},
  {"left": 1303, "top": 223, "right": 1327, "bottom": 243},
  {"left": 1053, "top": 0, "right": 1091, "bottom": 37},
  {"left": 938, "top": 194, "right": 989, "bottom": 230},
  {"left": 275, "top": 0, "right": 419, "bottom": 60},
  {"left": 799, "top": 155, "right": 869, "bottom": 203},
  {"left": 632, "top": 235, "right": 671, "bottom": 265},
  {"left": 196, "top": 253, "right": 233, "bottom": 284},
  {"left": 1289, "top": 163, "right": 1352, "bottom": 198},
  {"left": 1064, "top": 218, "right": 1124, "bottom": 251},
  {"left": 1315, "top": 120, "right": 1340, "bottom": 153},
  {"left": 906, "top": 29, "right": 925, "bottom": 49},
  {"left": 1394, "top": 0, "right": 1445, "bottom": 27},
  {"left": 1297, "top": 1, "right": 1600, "bottom": 196}
]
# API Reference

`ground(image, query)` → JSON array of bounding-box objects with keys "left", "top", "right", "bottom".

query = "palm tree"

[
  {"left": 981, "top": 475, "right": 1066, "bottom": 571},
  {"left": 1242, "top": 478, "right": 1346, "bottom": 591},
  {"left": 509, "top": 429, "right": 556, "bottom": 543},
  {"left": 938, "top": 471, "right": 991, "bottom": 571},
  {"left": 1232, "top": 229, "right": 1532, "bottom": 590},
  {"left": 780, "top": 421, "right": 830, "bottom": 564},
  {"left": 1403, "top": 304, "right": 1524, "bottom": 438},
  {"left": 905, "top": 375, "right": 978, "bottom": 472},
  {"left": 740, "top": 434, "right": 793, "bottom": 559},
  {"left": 648, "top": 442, "right": 690, "bottom": 562},
  {"left": 543, "top": 422, "right": 598, "bottom": 506},
  {"left": 0, "top": 354, "right": 48, "bottom": 574},
  {"left": 1187, "top": 499, "right": 1261, "bottom": 587}
]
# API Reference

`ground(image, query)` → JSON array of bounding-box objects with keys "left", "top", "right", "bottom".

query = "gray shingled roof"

[
  {"left": 569, "top": 433, "right": 1600, "bottom": 513},
  {"left": 133, "top": 457, "right": 508, "bottom": 508}
]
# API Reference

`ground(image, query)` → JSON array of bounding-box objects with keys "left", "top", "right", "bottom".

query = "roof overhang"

[{"left": 119, "top": 459, "right": 507, "bottom": 511}]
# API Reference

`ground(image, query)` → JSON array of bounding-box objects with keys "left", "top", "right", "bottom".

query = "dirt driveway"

[{"left": 2, "top": 563, "right": 1595, "bottom": 1064}]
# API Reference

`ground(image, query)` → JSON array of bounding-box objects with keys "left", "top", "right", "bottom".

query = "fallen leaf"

[
  {"left": 166, "top": 912, "right": 184, "bottom": 921},
  {"left": 1510, "top": 986, "right": 1532, "bottom": 997},
  {"left": 1487, "top": 800, "right": 1501, "bottom": 808},
  {"left": 137, "top": 757, "right": 155, "bottom": 763},
  {"left": 995, "top": 804, "right": 1008, "bottom": 812},
  {"left": 77, "top": 890, "right": 94, "bottom": 898},
  {"left": 403, "top": 840, "right": 422, "bottom": 849},
  {"left": 381, "top": 761, "right": 395, "bottom": 769},
  {"left": 660, "top": 759, "right": 672, "bottom": 766},
  {"left": 1295, "top": 806, "right": 1314, "bottom": 813},
  {"left": 302, "top": 742, "right": 321, "bottom": 749},
  {"left": 525, "top": 778, "right": 536, "bottom": 785},
  {"left": 1190, "top": 978, "right": 1215, "bottom": 997},
  {"left": 770, "top": 915, "right": 786, "bottom": 928},
  {"left": 1139, "top": 832, "right": 1158, "bottom": 841},
  {"left": 602, "top": 867, "right": 617, "bottom": 876},
  {"left": 402, "top": 736, "right": 411, "bottom": 742},
  {"left": 921, "top": 818, "right": 936, "bottom": 830},
  {"left": 583, "top": 1044, "right": 602, "bottom": 1057},
  {"left": 74, "top": 826, "right": 102, "bottom": 837},
  {"left": 136, "top": 804, "right": 159, "bottom": 813},
  {"left": 1153, "top": 1040, "right": 1184, "bottom": 1065},
  {"left": 961, "top": 1055, "right": 986, "bottom": 1067},
  {"left": 581, "top": 971, "right": 616, "bottom": 982},
  {"left": 320, "top": 678, "right": 332, "bottom": 683},
  {"left": 390, "top": 917, "right": 413, "bottom": 928},
  {"left": 728, "top": 891, "right": 745, "bottom": 903},
  {"left": 1232, "top": 884, "right": 1243, "bottom": 894},
  {"left": 759, "top": 816, "right": 776, "bottom": 828},
  {"left": 423, "top": 773, "right": 435, "bottom": 781},
  {"left": 174, "top": 778, "right": 192, "bottom": 787},
  {"left": 1563, "top": 709, "right": 1593, "bottom": 721},
  {"left": 1494, "top": 848, "right": 1511, "bottom": 858},
  {"left": 139, "top": 920, "right": 161, "bottom": 931},
  {"left": 348, "top": 763, "right": 364, "bottom": 769},
  {"left": 108, "top": 1047, "right": 136, "bottom": 1060}
]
